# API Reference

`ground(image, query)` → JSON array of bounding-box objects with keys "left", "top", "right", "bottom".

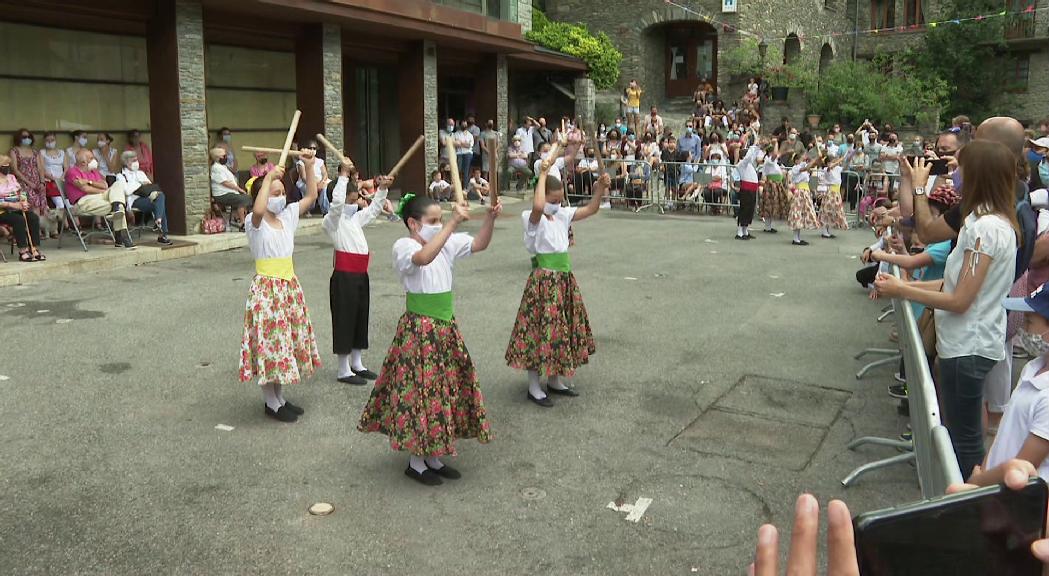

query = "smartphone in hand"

[
  {"left": 854, "top": 478, "right": 1048, "bottom": 575},
  {"left": 904, "top": 156, "right": 950, "bottom": 176}
]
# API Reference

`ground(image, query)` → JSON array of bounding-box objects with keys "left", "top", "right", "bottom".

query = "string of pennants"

[{"left": 664, "top": 0, "right": 1046, "bottom": 44}]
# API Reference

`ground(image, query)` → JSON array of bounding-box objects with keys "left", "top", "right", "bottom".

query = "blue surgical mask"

[
  {"left": 1040, "top": 159, "right": 1049, "bottom": 186},
  {"left": 267, "top": 196, "right": 286, "bottom": 214},
  {"left": 20, "top": 137, "right": 32, "bottom": 146}
]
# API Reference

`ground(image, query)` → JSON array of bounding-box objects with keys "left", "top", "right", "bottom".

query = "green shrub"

[
  {"left": 806, "top": 60, "right": 946, "bottom": 129},
  {"left": 526, "top": 9, "right": 623, "bottom": 90}
]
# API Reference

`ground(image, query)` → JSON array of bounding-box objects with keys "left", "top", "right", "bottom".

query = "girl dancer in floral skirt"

[
  {"left": 239, "top": 150, "right": 322, "bottom": 423},
  {"left": 358, "top": 194, "right": 501, "bottom": 486}
]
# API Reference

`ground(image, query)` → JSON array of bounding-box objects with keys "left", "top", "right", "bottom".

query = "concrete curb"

[{"left": 0, "top": 196, "right": 524, "bottom": 288}]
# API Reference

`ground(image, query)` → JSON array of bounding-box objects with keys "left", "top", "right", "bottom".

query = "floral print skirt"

[
  {"left": 505, "top": 268, "right": 595, "bottom": 377},
  {"left": 787, "top": 186, "right": 820, "bottom": 231},
  {"left": 239, "top": 275, "right": 322, "bottom": 385},
  {"left": 759, "top": 179, "right": 789, "bottom": 221},
  {"left": 819, "top": 187, "right": 850, "bottom": 230},
  {"left": 357, "top": 312, "right": 491, "bottom": 457}
]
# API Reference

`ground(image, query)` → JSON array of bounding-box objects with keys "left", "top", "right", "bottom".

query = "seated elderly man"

[
  {"left": 117, "top": 150, "right": 171, "bottom": 245},
  {"left": 209, "top": 147, "right": 251, "bottom": 229},
  {"left": 64, "top": 148, "right": 134, "bottom": 248}
]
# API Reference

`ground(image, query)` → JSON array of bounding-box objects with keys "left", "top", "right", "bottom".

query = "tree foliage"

[
  {"left": 525, "top": 9, "right": 623, "bottom": 90},
  {"left": 903, "top": 0, "right": 1012, "bottom": 121},
  {"left": 807, "top": 59, "right": 948, "bottom": 128}
]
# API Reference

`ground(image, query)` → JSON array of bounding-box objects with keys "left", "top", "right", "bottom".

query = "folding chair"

[{"left": 59, "top": 183, "right": 116, "bottom": 252}]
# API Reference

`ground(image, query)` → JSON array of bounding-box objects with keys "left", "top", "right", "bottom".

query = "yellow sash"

[{"left": 255, "top": 257, "right": 295, "bottom": 280}]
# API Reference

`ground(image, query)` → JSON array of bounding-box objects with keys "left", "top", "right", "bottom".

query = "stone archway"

[
  {"left": 819, "top": 43, "right": 834, "bottom": 77},
  {"left": 784, "top": 33, "right": 801, "bottom": 65},
  {"left": 635, "top": 4, "right": 720, "bottom": 103}
]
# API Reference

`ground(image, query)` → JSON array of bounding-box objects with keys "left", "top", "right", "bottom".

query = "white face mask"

[
  {"left": 130, "top": 161, "right": 140, "bottom": 171},
  {"left": 543, "top": 202, "right": 561, "bottom": 215},
  {"left": 87, "top": 159, "right": 99, "bottom": 171},
  {"left": 1019, "top": 326, "right": 1049, "bottom": 357},
  {"left": 78, "top": 137, "right": 88, "bottom": 147},
  {"left": 418, "top": 223, "right": 442, "bottom": 242},
  {"left": 45, "top": 141, "right": 56, "bottom": 150},
  {"left": 267, "top": 196, "right": 286, "bottom": 214}
]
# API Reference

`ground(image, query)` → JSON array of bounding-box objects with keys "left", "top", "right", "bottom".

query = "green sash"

[
  {"left": 406, "top": 291, "right": 454, "bottom": 322},
  {"left": 531, "top": 252, "right": 572, "bottom": 272}
]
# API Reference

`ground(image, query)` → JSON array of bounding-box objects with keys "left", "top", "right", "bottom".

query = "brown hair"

[{"left": 958, "top": 140, "right": 1021, "bottom": 243}]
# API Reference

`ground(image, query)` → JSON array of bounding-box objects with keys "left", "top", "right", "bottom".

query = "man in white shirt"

[
  {"left": 454, "top": 120, "right": 475, "bottom": 189},
  {"left": 209, "top": 147, "right": 251, "bottom": 227},
  {"left": 118, "top": 150, "right": 171, "bottom": 245}
]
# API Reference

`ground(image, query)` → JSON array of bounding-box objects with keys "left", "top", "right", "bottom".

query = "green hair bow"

[{"left": 395, "top": 193, "right": 416, "bottom": 219}]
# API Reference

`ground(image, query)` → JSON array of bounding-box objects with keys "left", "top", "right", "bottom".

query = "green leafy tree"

[
  {"left": 526, "top": 9, "right": 623, "bottom": 90},
  {"left": 903, "top": 0, "right": 1012, "bottom": 121},
  {"left": 808, "top": 60, "right": 947, "bottom": 128}
]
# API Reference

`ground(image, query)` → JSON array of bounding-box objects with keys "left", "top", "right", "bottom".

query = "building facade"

[
  {"left": 546, "top": 0, "right": 1046, "bottom": 126},
  {"left": 1, "top": 0, "right": 586, "bottom": 235}
]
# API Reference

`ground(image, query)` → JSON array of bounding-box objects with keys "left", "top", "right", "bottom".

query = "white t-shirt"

[
  {"left": 515, "top": 127, "right": 535, "bottom": 155},
  {"left": 245, "top": 203, "right": 301, "bottom": 260},
  {"left": 118, "top": 168, "right": 151, "bottom": 197},
  {"left": 935, "top": 213, "right": 1017, "bottom": 360},
  {"left": 323, "top": 176, "right": 387, "bottom": 254},
  {"left": 468, "top": 177, "right": 489, "bottom": 198},
  {"left": 880, "top": 144, "right": 903, "bottom": 174},
  {"left": 392, "top": 233, "right": 473, "bottom": 294},
  {"left": 429, "top": 180, "right": 451, "bottom": 197},
  {"left": 454, "top": 130, "right": 475, "bottom": 155},
  {"left": 986, "top": 356, "right": 1049, "bottom": 482},
  {"left": 210, "top": 163, "right": 239, "bottom": 197},
  {"left": 522, "top": 207, "right": 576, "bottom": 255}
]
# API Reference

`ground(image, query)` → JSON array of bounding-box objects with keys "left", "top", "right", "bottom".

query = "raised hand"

[
  {"left": 907, "top": 156, "right": 931, "bottom": 189},
  {"left": 452, "top": 203, "right": 471, "bottom": 223},
  {"left": 487, "top": 201, "right": 503, "bottom": 218},
  {"left": 270, "top": 165, "right": 286, "bottom": 180}
]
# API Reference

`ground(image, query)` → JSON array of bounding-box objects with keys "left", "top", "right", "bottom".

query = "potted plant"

[{"left": 764, "top": 63, "right": 814, "bottom": 101}]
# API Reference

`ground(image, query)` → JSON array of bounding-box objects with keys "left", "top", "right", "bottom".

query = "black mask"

[
  {"left": 0, "top": 166, "right": 11, "bottom": 176},
  {"left": 259, "top": 157, "right": 268, "bottom": 164},
  {"left": 220, "top": 156, "right": 229, "bottom": 164}
]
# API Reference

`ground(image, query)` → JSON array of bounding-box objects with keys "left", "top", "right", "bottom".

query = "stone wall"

[
  {"left": 321, "top": 23, "right": 344, "bottom": 175},
  {"left": 424, "top": 40, "right": 439, "bottom": 178},
  {"left": 175, "top": 0, "right": 210, "bottom": 229},
  {"left": 545, "top": 0, "right": 853, "bottom": 115},
  {"left": 495, "top": 54, "right": 509, "bottom": 178},
  {"left": 518, "top": 0, "right": 533, "bottom": 32},
  {"left": 574, "top": 77, "right": 596, "bottom": 131}
]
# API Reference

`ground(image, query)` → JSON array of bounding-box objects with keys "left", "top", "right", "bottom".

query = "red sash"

[
  {"left": 739, "top": 181, "right": 760, "bottom": 193},
  {"left": 334, "top": 251, "right": 370, "bottom": 273}
]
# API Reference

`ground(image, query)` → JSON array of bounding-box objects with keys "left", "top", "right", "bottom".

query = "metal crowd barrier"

[
  {"left": 843, "top": 261, "right": 963, "bottom": 498},
  {"left": 564, "top": 159, "right": 745, "bottom": 215}
]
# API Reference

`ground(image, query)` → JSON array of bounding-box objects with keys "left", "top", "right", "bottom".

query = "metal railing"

[{"left": 843, "top": 261, "right": 963, "bottom": 498}]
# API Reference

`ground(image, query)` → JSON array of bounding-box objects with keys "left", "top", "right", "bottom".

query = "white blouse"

[
  {"left": 322, "top": 176, "right": 387, "bottom": 254},
  {"left": 762, "top": 157, "right": 783, "bottom": 176},
  {"left": 42, "top": 149, "right": 66, "bottom": 180},
  {"left": 522, "top": 207, "right": 576, "bottom": 255},
  {"left": 392, "top": 233, "right": 473, "bottom": 294},
  {"left": 245, "top": 203, "right": 300, "bottom": 260},
  {"left": 789, "top": 161, "right": 812, "bottom": 186}
]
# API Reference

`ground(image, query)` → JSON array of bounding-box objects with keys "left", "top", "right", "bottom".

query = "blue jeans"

[
  {"left": 132, "top": 191, "right": 169, "bottom": 234},
  {"left": 457, "top": 153, "right": 473, "bottom": 183},
  {"left": 939, "top": 355, "right": 997, "bottom": 479}
]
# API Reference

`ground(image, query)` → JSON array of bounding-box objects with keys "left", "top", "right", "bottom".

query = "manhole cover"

[{"left": 520, "top": 487, "right": 546, "bottom": 501}]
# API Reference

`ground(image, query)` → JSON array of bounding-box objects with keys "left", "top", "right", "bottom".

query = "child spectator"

[{"left": 428, "top": 170, "right": 451, "bottom": 201}]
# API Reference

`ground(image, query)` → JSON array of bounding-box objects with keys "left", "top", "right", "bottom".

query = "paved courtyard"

[{"left": 0, "top": 210, "right": 918, "bottom": 575}]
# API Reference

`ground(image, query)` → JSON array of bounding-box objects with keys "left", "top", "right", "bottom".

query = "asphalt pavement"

[{"left": 0, "top": 209, "right": 917, "bottom": 575}]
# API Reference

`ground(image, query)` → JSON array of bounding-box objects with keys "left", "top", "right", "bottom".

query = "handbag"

[
  {"left": 201, "top": 206, "right": 226, "bottom": 234},
  {"left": 917, "top": 307, "right": 937, "bottom": 362}
]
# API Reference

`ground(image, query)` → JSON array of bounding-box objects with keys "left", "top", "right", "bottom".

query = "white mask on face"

[
  {"left": 78, "top": 137, "right": 88, "bottom": 147},
  {"left": 543, "top": 202, "right": 561, "bottom": 215},
  {"left": 130, "top": 161, "right": 140, "bottom": 172},
  {"left": 418, "top": 223, "right": 442, "bottom": 242},
  {"left": 267, "top": 196, "right": 286, "bottom": 214},
  {"left": 45, "top": 141, "right": 56, "bottom": 150},
  {"left": 87, "top": 159, "right": 99, "bottom": 171}
]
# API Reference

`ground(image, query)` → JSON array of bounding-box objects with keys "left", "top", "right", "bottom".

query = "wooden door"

[{"left": 665, "top": 25, "right": 718, "bottom": 98}]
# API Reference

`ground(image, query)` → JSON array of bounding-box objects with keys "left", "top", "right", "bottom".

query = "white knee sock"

[
  {"left": 261, "top": 383, "right": 281, "bottom": 411},
  {"left": 274, "top": 383, "right": 286, "bottom": 406},
  {"left": 736, "top": 225, "right": 744, "bottom": 237},
  {"left": 793, "top": 229, "right": 802, "bottom": 242},
  {"left": 528, "top": 370, "right": 546, "bottom": 399},
  {"left": 425, "top": 456, "right": 445, "bottom": 470},
  {"left": 742, "top": 225, "right": 750, "bottom": 236},
  {"left": 409, "top": 455, "right": 428, "bottom": 473},
  {"left": 337, "top": 354, "right": 352, "bottom": 378},
  {"left": 822, "top": 225, "right": 831, "bottom": 236},
  {"left": 764, "top": 218, "right": 773, "bottom": 231},
  {"left": 548, "top": 375, "right": 569, "bottom": 391},
  {"left": 351, "top": 349, "right": 366, "bottom": 372}
]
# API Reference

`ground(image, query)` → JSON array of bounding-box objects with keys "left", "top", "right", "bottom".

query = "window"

[
  {"left": 1010, "top": 54, "right": 1030, "bottom": 91},
  {"left": 904, "top": 0, "right": 924, "bottom": 26},
  {"left": 1005, "top": 0, "right": 1036, "bottom": 39},
  {"left": 871, "top": 0, "right": 896, "bottom": 29}
]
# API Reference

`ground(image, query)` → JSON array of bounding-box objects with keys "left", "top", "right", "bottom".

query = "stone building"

[
  {"left": 545, "top": 0, "right": 1047, "bottom": 127},
  {"left": 0, "top": 0, "right": 588, "bottom": 234}
]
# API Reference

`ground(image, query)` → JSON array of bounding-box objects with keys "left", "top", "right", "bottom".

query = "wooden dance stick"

[
  {"left": 243, "top": 146, "right": 304, "bottom": 157},
  {"left": 315, "top": 133, "right": 348, "bottom": 165},
  {"left": 591, "top": 130, "right": 606, "bottom": 173},
  {"left": 387, "top": 135, "right": 425, "bottom": 180},
  {"left": 443, "top": 136, "right": 465, "bottom": 205},
  {"left": 278, "top": 110, "right": 302, "bottom": 167}
]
